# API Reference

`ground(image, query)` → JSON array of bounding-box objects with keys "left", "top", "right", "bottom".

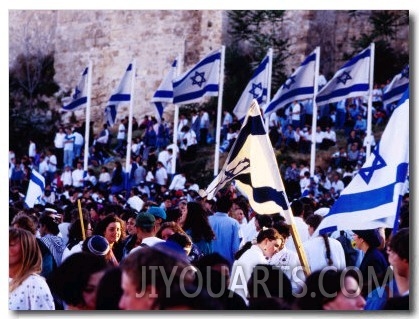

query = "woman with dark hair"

[
  {"left": 229, "top": 228, "right": 285, "bottom": 304},
  {"left": 352, "top": 228, "right": 389, "bottom": 292},
  {"left": 303, "top": 213, "right": 346, "bottom": 273},
  {"left": 47, "top": 252, "right": 108, "bottom": 310},
  {"left": 182, "top": 201, "right": 215, "bottom": 255},
  {"left": 61, "top": 218, "right": 93, "bottom": 262},
  {"left": 93, "top": 214, "right": 126, "bottom": 264},
  {"left": 296, "top": 268, "right": 366, "bottom": 310},
  {"left": 38, "top": 214, "right": 66, "bottom": 267}
]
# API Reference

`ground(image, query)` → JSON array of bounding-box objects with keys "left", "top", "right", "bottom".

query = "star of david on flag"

[
  {"left": 316, "top": 46, "right": 371, "bottom": 106},
  {"left": 62, "top": 67, "right": 89, "bottom": 111},
  {"left": 314, "top": 88, "right": 409, "bottom": 236},
  {"left": 233, "top": 53, "right": 270, "bottom": 122},
  {"left": 172, "top": 49, "right": 221, "bottom": 105},
  {"left": 264, "top": 49, "right": 316, "bottom": 117}
]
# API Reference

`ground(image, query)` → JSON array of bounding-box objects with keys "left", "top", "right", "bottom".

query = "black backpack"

[{"left": 336, "top": 230, "right": 358, "bottom": 267}]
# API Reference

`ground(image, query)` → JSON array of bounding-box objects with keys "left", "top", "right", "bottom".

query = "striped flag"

[
  {"left": 233, "top": 53, "right": 270, "bottom": 121},
  {"left": 62, "top": 67, "right": 89, "bottom": 111},
  {"left": 264, "top": 49, "right": 317, "bottom": 117},
  {"left": 315, "top": 88, "right": 409, "bottom": 235},
  {"left": 105, "top": 63, "right": 134, "bottom": 126},
  {"left": 24, "top": 169, "right": 45, "bottom": 208},
  {"left": 316, "top": 46, "right": 371, "bottom": 106},
  {"left": 172, "top": 49, "right": 221, "bottom": 104},
  {"left": 382, "top": 65, "right": 409, "bottom": 109},
  {"left": 202, "top": 99, "right": 292, "bottom": 224},
  {"left": 151, "top": 59, "right": 177, "bottom": 122}
]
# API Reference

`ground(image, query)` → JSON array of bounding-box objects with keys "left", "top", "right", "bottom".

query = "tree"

[
  {"left": 347, "top": 10, "right": 409, "bottom": 84},
  {"left": 225, "top": 10, "right": 290, "bottom": 112}
]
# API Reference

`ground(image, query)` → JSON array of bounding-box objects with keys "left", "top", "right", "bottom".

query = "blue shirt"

[{"left": 208, "top": 212, "right": 241, "bottom": 267}]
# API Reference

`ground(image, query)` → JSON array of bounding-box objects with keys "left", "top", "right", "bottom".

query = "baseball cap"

[
  {"left": 136, "top": 212, "right": 156, "bottom": 228},
  {"left": 147, "top": 206, "right": 167, "bottom": 220}
]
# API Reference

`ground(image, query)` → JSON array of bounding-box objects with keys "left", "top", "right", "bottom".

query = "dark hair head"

[
  {"left": 305, "top": 214, "right": 323, "bottom": 231},
  {"left": 291, "top": 199, "right": 304, "bottom": 217},
  {"left": 296, "top": 268, "right": 360, "bottom": 310},
  {"left": 47, "top": 252, "right": 108, "bottom": 307},
  {"left": 247, "top": 264, "right": 293, "bottom": 304},
  {"left": 215, "top": 196, "right": 232, "bottom": 213},
  {"left": 388, "top": 227, "right": 409, "bottom": 261},
  {"left": 39, "top": 214, "right": 60, "bottom": 235}
]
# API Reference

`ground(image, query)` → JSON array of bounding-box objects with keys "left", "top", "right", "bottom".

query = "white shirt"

[
  {"left": 61, "top": 170, "right": 73, "bottom": 186},
  {"left": 269, "top": 246, "right": 303, "bottom": 293},
  {"left": 72, "top": 168, "right": 84, "bottom": 188},
  {"left": 117, "top": 123, "right": 126, "bottom": 139},
  {"left": 285, "top": 217, "right": 310, "bottom": 253},
  {"left": 9, "top": 274, "right": 55, "bottom": 310},
  {"left": 230, "top": 245, "right": 267, "bottom": 304},
  {"left": 54, "top": 132, "right": 66, "bottom": 149},
  {"left": 73, "top": 131, "right": 84, "bottom": 146},
  {"left": 168, "top": 174, "right": 186, "bottom": 190},
  {"left": 28, "top": 142, "right": 36, "bottom": 157},
  {"left": 303, "top": 236, "right": 346, "bottom": 273},
  {"left": 127, "top": 195, "right": 144, "bottom": 212}
]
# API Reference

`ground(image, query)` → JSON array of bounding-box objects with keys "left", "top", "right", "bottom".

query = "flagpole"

[
  {"left": 263, "top": 48, "right": 273, "bottom": 131},
  {"left": 310, "top": 47, "right": 320, "bottom": 176},
  {"left": 366, "top": 42, "right": 375, "bottom": 158},
  {"left": 172, "top": 55, "right": 181, "bottom": 175},
  {"left": 83, "top": 61, "right": 93, "bottom": 181},
  {"left": 213, "top": 45, "right": 225, "bottom": 177},
  {"left": 125, "top": 60, "right": 136, "bottom": 196}
]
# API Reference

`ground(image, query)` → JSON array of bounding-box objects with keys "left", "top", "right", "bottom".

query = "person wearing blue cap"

[{"left": 146, "top": 206, "right": 166, "bottom": 232}]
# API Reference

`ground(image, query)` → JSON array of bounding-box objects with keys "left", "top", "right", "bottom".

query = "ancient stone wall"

[{"left": 9, "top": 10, "right": 408, "bottom": 132}]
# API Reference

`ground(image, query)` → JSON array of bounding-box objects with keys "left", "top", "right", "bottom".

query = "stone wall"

[{"left": 9, "top": 10, "right": 408, "bottom": 132}]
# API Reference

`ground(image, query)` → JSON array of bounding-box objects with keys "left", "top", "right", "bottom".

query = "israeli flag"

[
  {"left": 24, "top": 169, "right": 45, "bottom": 208},
  {"left": 316, "top": 46, "right": 371, "bottom": 106},
  {"left": 151, "top": 59, "right": 177, "bottom": 122},
  {"left": 202, "top": 99, "right": 292, "bottom": 224},
  {"left": 233, "top": 53, "right": 270, "bottom": 121},
  {"left": 315, "top": 88, "right": 409, "bottom": 235},
  {"left": 62, "top": 67, "right": 89, "bottom": 111},
  {"left": 105, "top": 63, "right": 133, "bottom": 126},
  {"left": 173, "top": 49, "right": 221, "bottom": 104},
  {"left": 382, "top": 65, "right": 409, "bottom": 108},
  {"left": 264, "top": 49, "right": 316, "bottom": 117}
]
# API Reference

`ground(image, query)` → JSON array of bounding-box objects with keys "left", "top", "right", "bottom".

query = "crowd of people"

[{"left": 8, "top": 82, "right": 410, "bottom": 310}]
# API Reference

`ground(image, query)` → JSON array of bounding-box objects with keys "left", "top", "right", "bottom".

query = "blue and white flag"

[
  {"left": 264, "top": 49, "right": 316, "bottom": 117},
  {"left": 172, "top": 49, "right": 221, "bottom": 104},
  {"left": 24, "top": 169, "right": 45, "bottom": 208},
  {"left": 151, "top": 59, "right": 177, "bottom": 122},
  {"left": 62, "top": 67, "right": 89, "bottom": 111},
  {"left": 316, "top": 46, "right": 371, "bottom": 106},
  {"left": 315, "top": 88, "right": 409, "bottom": 235},
  {"left": 382, "top": 65, "right": 409, "bottom": 108},
  {"left": 233, "top": 54, "right": 270, "bottom": 121},
  {"left": 105, "top": 63, "right": 134, "bottom": 126},
  {"left": 202, "top": 99, "right": 292, "bottom": 224}
]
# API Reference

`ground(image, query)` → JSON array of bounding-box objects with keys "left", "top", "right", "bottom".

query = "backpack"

[{"left": 336, "top": 230, "right": 358, "bottom": 267}]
